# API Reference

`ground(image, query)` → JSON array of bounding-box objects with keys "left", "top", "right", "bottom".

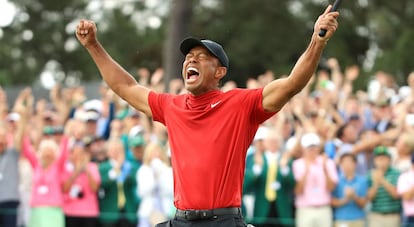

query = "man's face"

[
  {"left": 340, "top": 156, "right": 356, "bottom": 173},
  {"left": 343, "top": 124, "right": 358, "bottom": 143},
  {"left": 304, "top": 145, "right": 320, "bottom": 159},
  {"left": 132, "top": 146, "right": 144, "bottom": 161},
  {"left": 374, "top": 155, "right": 391, "bottom": 170},
  {"left": 182, "top": 46, "right": 225, "bottom": 95}
]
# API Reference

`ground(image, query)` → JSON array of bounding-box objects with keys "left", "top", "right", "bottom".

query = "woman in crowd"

[
  {"left": 137, "top": 142, "right": 174, "bottom": 227},
  {"left": 22, "top": 135, "right": 69, "bottom": 227},
  {"left": 62, "top": 141, "right": 101, "bottom": 227}
]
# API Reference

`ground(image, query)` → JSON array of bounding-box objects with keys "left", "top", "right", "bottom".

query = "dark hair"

[
  {"left": 339, "top": 153, "right": 357, "bottom": 163},
  {"left": 335, "top": 123, "right": 352, "bottom": 139}
]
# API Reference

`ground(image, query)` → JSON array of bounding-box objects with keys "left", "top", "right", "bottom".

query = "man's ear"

[{"left": 215, "top": 67, "right": 227, "bottom": 80}]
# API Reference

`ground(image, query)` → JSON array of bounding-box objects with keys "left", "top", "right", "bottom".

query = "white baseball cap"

[{"left": 300, "top": 133, "right": 321, "bottom": 148}]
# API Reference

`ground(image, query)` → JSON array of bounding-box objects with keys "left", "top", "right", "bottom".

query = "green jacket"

[
  {"left": 243, "top": 152, "right": 295, "bottom": 226},
  {"left": 98, "top": 160, "right": 140, "bottom": 224}
]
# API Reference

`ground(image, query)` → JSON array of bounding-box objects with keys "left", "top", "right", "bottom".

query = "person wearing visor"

[
  {"left": 75, "top": 4, "right": 339, "bottom": 226},
  {"left": 293, "top": 133, "right": 338, "bottom": 227}
]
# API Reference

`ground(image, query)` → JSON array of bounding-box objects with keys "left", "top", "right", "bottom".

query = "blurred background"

[{"left": 0, "top": 0, "right": 413, "bottom": 98}]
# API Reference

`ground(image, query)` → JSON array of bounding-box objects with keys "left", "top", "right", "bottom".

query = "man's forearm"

[
  {"left": 367, "top": 185, "right": 379, "bottom": 201},
  {"left": 287, "top": 37, "right": 327, "bottom": 94},
  {"left": 353, "top": 196, "right": 367, "bottom": 208},
  {"left": 86, "top": 41, "right": 138, "bottom": 95},
  {"left": 323, "top": 166, "right": 336, "bottom": 191},
  {"left": 84, "top": 41, "right": 152, "bottom": 116},
  {"left": 402, "top": 187, "right": 414, "bottom": 201},
  {"left": 381, "top": 179, "right": 399, "bottom": 199}
]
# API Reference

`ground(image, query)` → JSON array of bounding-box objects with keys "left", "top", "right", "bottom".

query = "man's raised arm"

[
  {"left": 262, "top": 5, "right": 339, "bottom": 113},
  {"left": 76, "top": 19, "right": 152, "bottom": 117}
]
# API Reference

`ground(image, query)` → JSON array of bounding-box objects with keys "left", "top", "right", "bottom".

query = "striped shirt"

[{"left": 368, "top": 167, "right": 401, "bottom": 213}]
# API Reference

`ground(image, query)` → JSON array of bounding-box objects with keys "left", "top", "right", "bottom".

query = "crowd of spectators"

[
  {"left": 242, "top": 58, "right": 414, "bottom": 227},
  {"left": 0, "top": 58, "right": 414, "bottom": 227}
]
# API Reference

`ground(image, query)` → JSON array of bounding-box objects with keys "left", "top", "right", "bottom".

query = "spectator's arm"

[
  {"left": 353, "top": 195, "right": 367, "bottom": 208},
  {"left": 352, "top": 133, "right": 382, "bottom": 154},
  {"left": 323, "top": 159, "right": 337, "bottom": 192},
  {"left": 367, "top": 184, "right": 379, "bottom": 201},
  {"left": 294, "top": 174, "right": 308, "bottom": 195},
  {"left": 50, "top": 85, "right": 71, "bottom": 125},
  {"left": 244, "top": 153, "right": 265, "bottom": 193},
  {"left": 56, "top": 136, "right": 70, "bottom": 169},
  {"left": 22, "top": 136, "right": 39, "bottom": 168},
  {"left": 380, "top": 177, "right": 400, "bottom": 199},
  {"left": 85, "top": 165, "right": 100, "bottom": 192},
  {"left": 401, "top": 187, "right": 414, "bottom": 201},
  {"left": 62, "top": 170, "right": 81, "bottom": 193},
  {"left": 294, "top": 162, "right": 309, "bottom": 195},
  {"left": 291, "top": 101, "right": 316, "bottom": 133},
  {"left": 326, "top": 58, "right": 343, "bottom": 89},
  {"left": 13, "top": 88, "right": 33, "bottom": 152},
  {"left": 32, "top": 99, "right": 48, "bottom": 148},
  {"left": 278, "top": 158, "right": 296, "bottom": 188},
  {"left": 353, "top": 178, "right": 369, "bottom": 208},
  {"left": 331, "top": 196, "right": 349, "bottom": 208}
]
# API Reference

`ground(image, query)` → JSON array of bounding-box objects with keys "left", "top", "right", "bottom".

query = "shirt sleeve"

[
  {"left": 242, "top": 88, "right": 276, "bottom": 124},
  {"left": 148, "top": 91, "right": 172, "bottom": 125}
]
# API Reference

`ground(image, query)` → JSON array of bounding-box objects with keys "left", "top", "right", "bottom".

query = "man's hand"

[
  {"left": 344, "top": 187, "right": 356, "bottom": 200},
  {"left": 76, "top": 19, "right": 98, "bottom": 47},
  {"left": 314, "top": 5, "right": 339, "bottom": 43},
  {"left": 372, "top": 169, "right": 384, "bottom": 185}
]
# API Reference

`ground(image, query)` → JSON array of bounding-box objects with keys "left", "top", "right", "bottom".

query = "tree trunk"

[{"left": 163, "top": 0, "right": 193, "bottom": 93}]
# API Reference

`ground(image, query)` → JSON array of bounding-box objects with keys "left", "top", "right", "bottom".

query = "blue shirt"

[{"left": 332, "top": 173, "right": 368, "bottom": 221}]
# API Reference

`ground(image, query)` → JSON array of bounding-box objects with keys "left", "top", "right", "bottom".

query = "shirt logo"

[{"left": 210, "top": 101, "right": 222, "bottom": 108}]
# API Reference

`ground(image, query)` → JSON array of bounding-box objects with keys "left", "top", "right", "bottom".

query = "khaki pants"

[
  {"left": 334, "top": 219, "right": 365, "bottom": 227},
  {"left": 368, "top": 212, "right": 400, "bottom": 227},
  {"left": 296, "top": 206, "right": 332, "bottom": 227}
]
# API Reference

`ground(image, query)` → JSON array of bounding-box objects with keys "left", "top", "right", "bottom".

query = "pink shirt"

[
  {"left": 23, "top": 136, "right": 69, "bottom": 207},
  {"left": 293, "top": 156, "right": 339, "bottom": 208},
  {"left": 397, "top": 169, "right": 414, "bottom": 216},
  {"left": 62, "top": 162, "right": 101, "bottom": 217}
]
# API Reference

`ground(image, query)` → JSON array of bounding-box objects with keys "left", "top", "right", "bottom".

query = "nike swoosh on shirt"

[{"left": 210, "top": 101, "right": 222, "bottom": 108}]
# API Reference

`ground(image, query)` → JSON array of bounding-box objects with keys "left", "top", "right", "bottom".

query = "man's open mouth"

[{"left": 187, "top": 67, "right": 199, "bottom": 80}]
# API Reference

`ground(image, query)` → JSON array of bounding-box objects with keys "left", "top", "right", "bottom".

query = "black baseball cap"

[{"left": 180, "top": 37, "right": 229, "bottom": 68}]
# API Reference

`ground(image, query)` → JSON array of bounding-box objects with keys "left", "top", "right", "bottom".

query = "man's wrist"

[
  {"left": 85, "top": 39, "right": 100, "bottom": 50},
  {"left": 312, "top": 33, "right": 329, "bottom": 47}
]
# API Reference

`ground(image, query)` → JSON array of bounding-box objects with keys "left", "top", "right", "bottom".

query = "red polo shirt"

[{"left": 148, "top": 88, "right": 275, "bottom": 210}]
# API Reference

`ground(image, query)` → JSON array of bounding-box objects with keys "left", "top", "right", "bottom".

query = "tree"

[
  {"left": 0, "top": 0, "right": 90, "bottom": 86},
  {"left": 163, "top": 0, "right": 192, "bottom": 91}
]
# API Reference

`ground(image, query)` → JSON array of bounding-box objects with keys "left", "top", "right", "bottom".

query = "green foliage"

[
  {"left": 189, "top": 0, "right": 310, "bottom": 86},
  {"left": 0, "top": 0, "right": 413, "bottom": 88}
]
